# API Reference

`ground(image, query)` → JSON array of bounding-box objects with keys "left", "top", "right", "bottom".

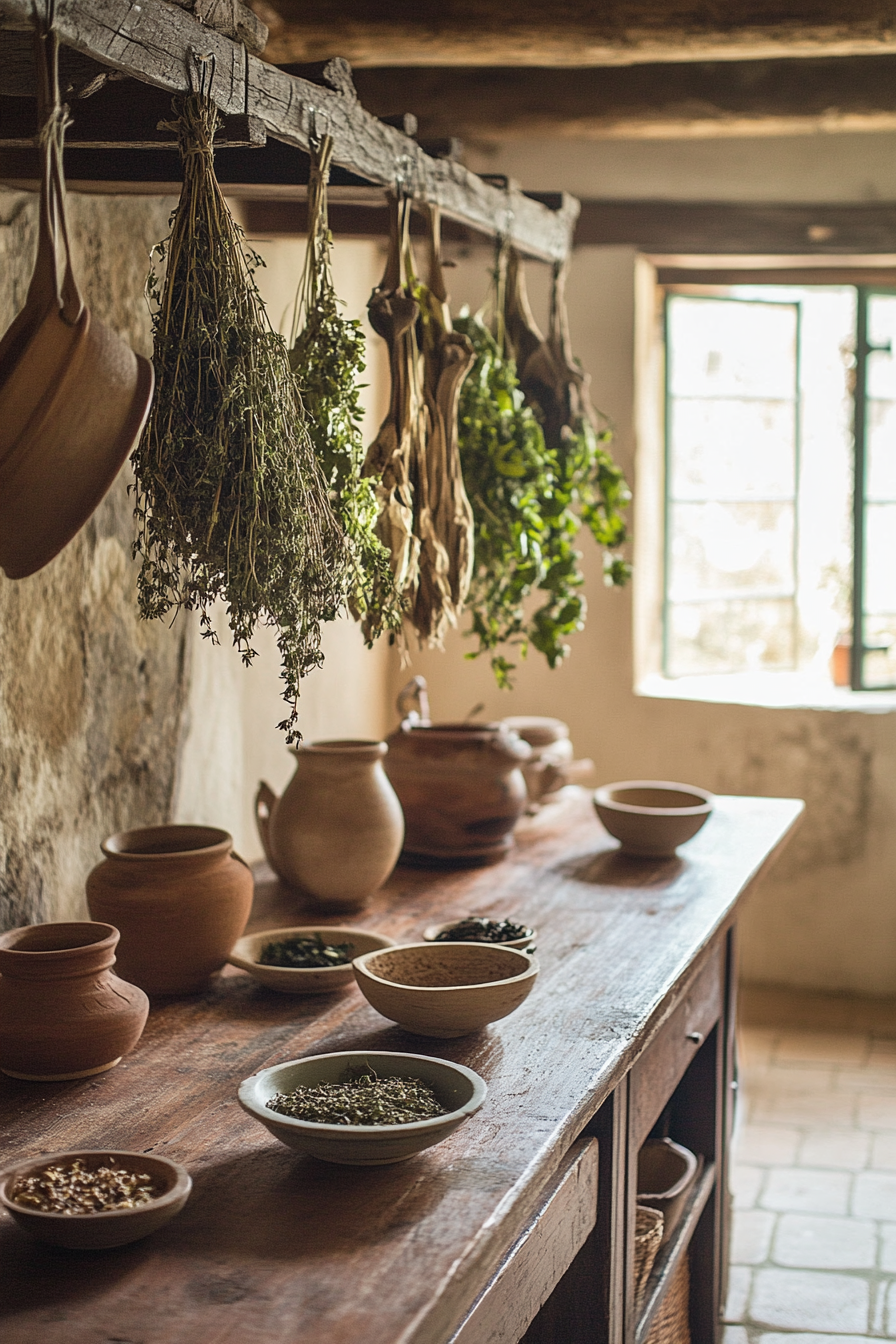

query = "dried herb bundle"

[
  {"left": 268, "top": 1069, "right": 447, "bottom": 1125},
  {"left": 132, "top": 92, "right": 349, "bottom": 740},
  {"left": 456, "top": 246, "right": 630, "bottom": 685},
  {"left": 288, "top": 133, "right": 399, "bottom": 639}
]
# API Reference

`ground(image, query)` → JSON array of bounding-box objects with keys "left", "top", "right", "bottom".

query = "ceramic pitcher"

[
  {"left": 0, "top": 921, "right": 148, "bottom": 1080},
  {"left": 255, "top": 740, "right": 405, "bottom": 910},
  {"left": 86, "top": 824, "right": 253, "bottom": 995}
]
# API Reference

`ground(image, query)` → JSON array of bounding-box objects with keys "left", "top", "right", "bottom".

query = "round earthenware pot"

[
  {"left": 0, "top": 921, "right": 148, "bottom": 1081},
  {"left": 384, "top": 722, "right": 531, "bottom": 866},
  {"left": 255, "top": 740, "right": 404, "bottom": 911},
  {"left": 86, "top": 825, "right": 253, "bottom": 995}
]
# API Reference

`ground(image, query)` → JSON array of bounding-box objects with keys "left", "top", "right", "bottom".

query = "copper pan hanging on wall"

[{"left": 0, "top": 6, "right": 154, "bottom": 580}]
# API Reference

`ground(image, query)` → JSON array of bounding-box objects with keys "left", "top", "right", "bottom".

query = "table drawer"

[
  {"left": 448, "top": 1137, "right": 599, "bottom": 1344},
  {"left": 629, "top": 945, "right": 724, "bottom": 1147}
]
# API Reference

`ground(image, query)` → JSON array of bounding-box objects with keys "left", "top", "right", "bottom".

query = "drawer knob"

[{"left": 686, "top": 1031, "right": 704, "bottom": 1046}]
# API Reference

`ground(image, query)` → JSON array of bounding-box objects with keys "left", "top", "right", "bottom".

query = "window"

[{"left": 663, "top": 284, "right": 896, "bottom": 692}]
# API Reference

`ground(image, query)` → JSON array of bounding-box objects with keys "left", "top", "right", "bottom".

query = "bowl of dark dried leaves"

[
  {"left": 423, "top": 916, "right": 536, "bottom": 951},
  {"left": 238, "top": 1051, "right": 487, "bottom": 1164},
  {"left": 228, "top": 926, "right": 395, "bottom": 995},
  {"left": 0, "top": 1150, "right": 192, "bottom": 1249}
]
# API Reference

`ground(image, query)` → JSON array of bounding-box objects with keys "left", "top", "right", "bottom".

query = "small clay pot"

[
  {"left": 384, "top": 722, "right": 531, "bottom": 866},
  {"left": 0, "top": 922, "right": 148, "bottom": 1081},
  {"left": 86, "top": 825, "right": 253, "bottom": 995}
]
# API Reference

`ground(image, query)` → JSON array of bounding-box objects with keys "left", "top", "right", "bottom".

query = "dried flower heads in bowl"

[
  {"left": 238, "top": 1051, "right": 487, "bottom": 1164},
  {"left": 0, "top": 1150, "right": 191, "bottom": 1249}
]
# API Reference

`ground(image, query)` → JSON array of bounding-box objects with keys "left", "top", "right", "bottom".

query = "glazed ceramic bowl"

[
  {"left": 593, "top": 780, "right": 715, "bottom": 857},
  {"left": 238, "top": 1050, "right": 487, "bottom": 1164},
  {"left": 423, "top": 919, "right": 536, "bottom": 952},
  {"left": 353, "top": 942, "right": 538, "bottom": 1038},
  {"left": 0, "top": 1150, "right": 191, "bottom": 1249},
  {"left": 229, "top": 926, "right": 395, "bottom": 994}
]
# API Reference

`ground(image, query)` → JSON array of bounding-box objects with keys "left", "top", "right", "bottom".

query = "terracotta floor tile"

[
  {"left": 724, "top": 1265, "right": 752, "bottom": 1322},
  {"left": 798, "top": 1129, "right": 871, "bottom": 1171},
  {"left": 739, "top": 1028, "right": 779, "bottom": 1068},
  {"left": 771, "top": 1213, "right": 876, "bottom": 1270},
  {"left": 731, "top": 1209, "right": 777, "bottom": 1265},
  {"left": 835, "top": 1068, "right": 896, "bottom": 1095},
  {"left": 872, "top": 1133, "right": 896, "bottom": 1170},
  {"left": 751, "top": 1092, "right": 857, "bottom": 1127},
  {"left": 732, "top": 1164, "right": 764, "bottom": 1210},
  {"left": 757, "top": 1334, "right": 871, "bottom": 1344},
  {"left": 737, "top": 1124, "right": 803, "bottom": 1166},
  {"left": 723, "top": 1328, "right": 749, "bottom": 1344},
  {"left": 857, "top": 1095, "right": 896, "bottom": 1131},
  {"left": 749, "top": 1065, "right": 837, "bottom": 1096},
  {"left": 762, "top": 1167, "right": 852, "bottom": 1216},
  {"left": 881, "top": 1224, "right": 896, "bottom": 1273},
  {"left": 776, "top": 1033, "right": 870, "bottom": 1067},
  {"left": 749, "top": 1267, "right": 869, "bottom": 1332},
  {"left": 852, "top": 1170, "right": 896, "bottom": 1218}
]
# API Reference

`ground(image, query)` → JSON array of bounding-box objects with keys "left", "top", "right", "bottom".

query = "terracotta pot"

[
  {"left": 384, "top": 722, "right": 531, "bottom": 866},
  {"left": 86, "top": 825, "right": 253, "bottom": 995},
  {"left": 501, "top": 715, "right": 595, "bottom": 805},
  {"left": 0, "top": 921, "right": 148, "bottom": 1081},
  {"left": 0, "top": 24, "right": 153, "bottom": 580},
  {"left": 255, "top": 740, "right": 404, "bottom": 911}
]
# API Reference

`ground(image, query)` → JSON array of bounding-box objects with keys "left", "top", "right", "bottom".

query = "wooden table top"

[{"left": 0, "top": 789, "right": 802, "bottom": 1344}]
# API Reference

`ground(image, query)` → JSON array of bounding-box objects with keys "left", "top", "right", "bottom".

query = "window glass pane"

[
  {"left": 667, "top": 599, "right": 796, "bottom": 676},
  {"left": 866, "top": 399, "right": 896, "bottom": 501},
  {"left": 863, "top": 502, "right": 896, "bottom": 614},
  {"left": 866, "top": 294, "right": 896, "bottom": 400},
  {"left": 668, "top": 297, "right": 798, "bottom": 400},
  {"left": 670, "top": 398, "right": 796, "bottom": 501},
  {"left": 861, "top": 615, "right": 896, "bottom": 688},
  {"left": 669, "top": 501, "right": 795, "bottom": 602}
]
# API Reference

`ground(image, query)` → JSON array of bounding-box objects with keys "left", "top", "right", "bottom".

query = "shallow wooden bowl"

[
  {"left": 229, "top": 926, "right": 395, "bottom": 994},
  {"left": 593, "top": 780, "right": 715, "bottom": 857},
  {"left": 0, "top": 1150, "right": 191, "bottom": 1249},
  {"left": 423, "top": 919, "right": 536, "bottom": 951},
  {"left": 353, "top": 942, "right": 538, "bottom": 1038},
  {"left": 238, "top": 1050, "right": 487, "bottom": 1165}
]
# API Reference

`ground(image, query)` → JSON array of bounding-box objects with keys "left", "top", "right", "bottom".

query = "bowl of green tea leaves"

[
  {"left": 238, "top": 1051, "right": 487, "bottom": 1164},
  {"left": 228, "top": 926, "right": 394, "bottom": 995}
]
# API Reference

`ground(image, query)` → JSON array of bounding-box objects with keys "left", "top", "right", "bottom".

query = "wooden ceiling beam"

[
  {"left": 251, "top": 0, "right": 896, "bottom": 67},
  {"left": 351, "top": 55, "right": 896, "bottom": 140}
]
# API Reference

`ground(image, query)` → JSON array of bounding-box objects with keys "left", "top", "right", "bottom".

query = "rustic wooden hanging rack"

[{"left": 0, "top": 0, "right": 579, "bottom": 262}]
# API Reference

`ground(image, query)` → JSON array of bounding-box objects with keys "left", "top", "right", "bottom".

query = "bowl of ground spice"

[
  {"left": 0, "top": 1150, "right": 192, "bottom": 1249},
  {"left": 423, "top": 916, "right": 536, "bottom": 951},
  {"left": 238, "top": 1050, "right": 487, "bottom": 1164},
  {"left": 228, "top": 925, "right": 395, "bottom": 994}
]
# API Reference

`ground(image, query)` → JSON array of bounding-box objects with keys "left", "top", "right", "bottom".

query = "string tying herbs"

[{"left": 132, "top": 90, "right": 350, "bottom": 741}]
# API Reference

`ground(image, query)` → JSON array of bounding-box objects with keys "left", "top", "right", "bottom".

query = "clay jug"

[
  {"left": 0, "top": 921, "right": 148, "bottom": 1081},
  {"left": 384, "top": 721, "right": 532, "bottom": 866},
  {"left": 255, "top": 740, "right": 404, "bottom": 910},
  {"left": 86, "top": 825, "right": 253, "bottom": 995}
]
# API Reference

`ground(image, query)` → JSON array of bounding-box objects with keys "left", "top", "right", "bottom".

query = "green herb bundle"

[
  {"left": 133, "top": 92, "right": 349, "bottom": 740},
  {"left": 456, "top": 247, "right": 630, "bottom": 686},
  {"left": 288, "top": 133, "right": 399, "bottom": 639}
]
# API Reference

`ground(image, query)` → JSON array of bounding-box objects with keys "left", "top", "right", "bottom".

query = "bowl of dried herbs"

[
  {"left": 238, "top": 1050, "right": 487, "bottom": 1164},
  {"left": 423, "top": 916, "right": 536, "bottom": 951},
  {"left": 228, "top": 926, "right": 395, "bottom": 995},
  {"left": 0, "top": 1150, "right": 191, "bottom": 1249}
]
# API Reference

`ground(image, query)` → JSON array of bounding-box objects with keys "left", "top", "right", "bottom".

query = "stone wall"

[{"left": 0, "top": 188, "right": 189, "bottom": 929}]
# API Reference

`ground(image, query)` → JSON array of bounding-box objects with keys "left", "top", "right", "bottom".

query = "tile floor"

[{"left": 725, "top": 1007, "right": 896, "bottom": 1344}]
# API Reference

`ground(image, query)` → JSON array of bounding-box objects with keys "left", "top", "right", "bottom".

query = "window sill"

[{"left": 637, "top": 670, "right": 896, "bottom": 713}]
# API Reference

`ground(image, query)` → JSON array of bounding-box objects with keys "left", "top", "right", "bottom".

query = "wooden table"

[{"left": 0, "top": 789, "right": 802, "bottom": 1344}]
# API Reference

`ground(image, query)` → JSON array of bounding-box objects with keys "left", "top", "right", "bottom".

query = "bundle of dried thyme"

[
  {"left": 268, "top": 1070, "right": 447, "bottom": 1125},
  {"left": 288, "top": 132, "right": 400, "bottom": 642},
  {"left": 132, "top": 91, "right": 350, "bottom": 740}
]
